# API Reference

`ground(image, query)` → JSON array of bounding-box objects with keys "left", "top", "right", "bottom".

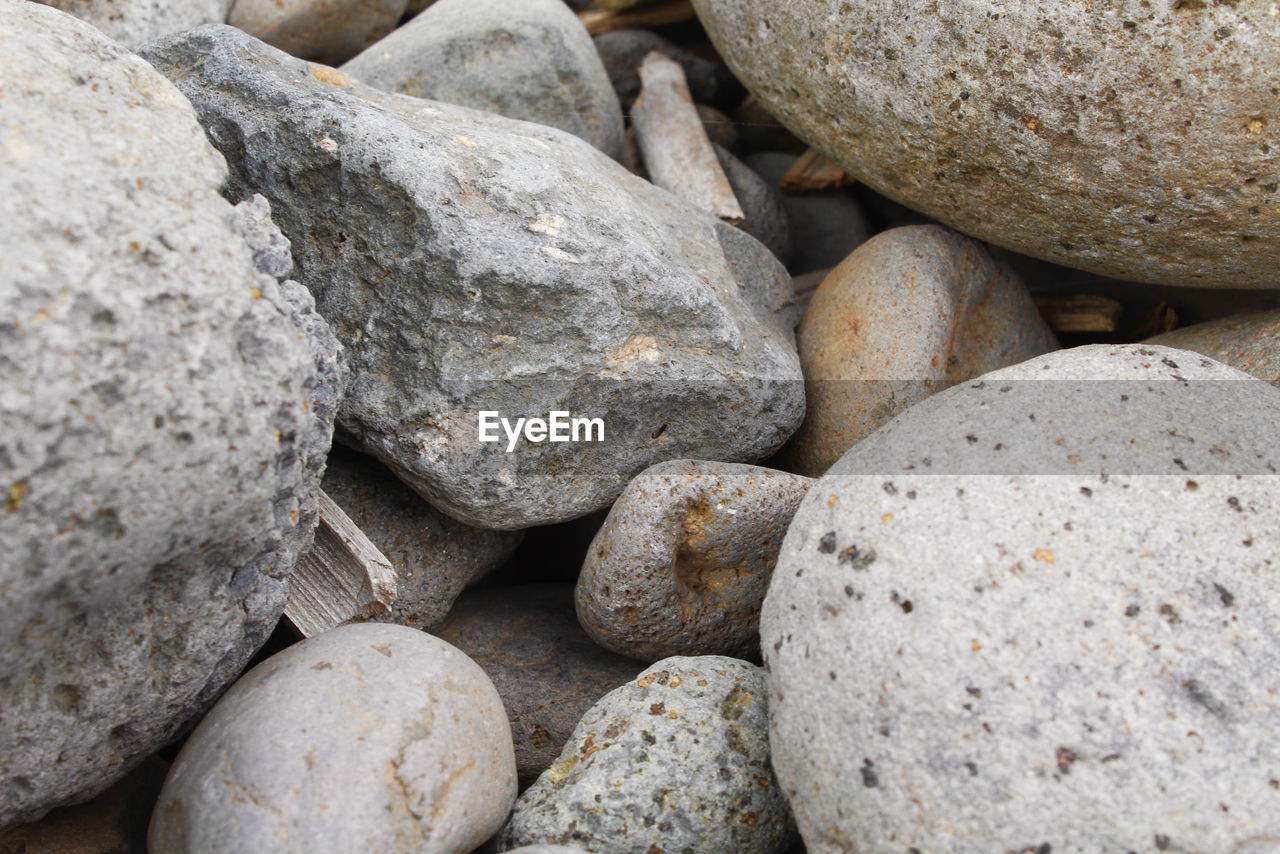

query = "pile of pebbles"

[{"left": 3, "top": 0, "right": 1280, "bottom": 851}]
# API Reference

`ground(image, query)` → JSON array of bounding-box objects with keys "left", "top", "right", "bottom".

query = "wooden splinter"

[
  {"left": 631, "top": 51, "right": 745, "bottom": 223},
  {"left": 779, "top": 147, "right": 858, "bottom": 193},
  {"left": 284, "top": 489, "right": 397, "bottom": 637}
]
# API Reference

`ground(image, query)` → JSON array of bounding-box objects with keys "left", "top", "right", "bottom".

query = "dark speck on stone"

[
  {"left": 1125, "top": 604, "right": 1140, "bottom": 617},
  {"left": 1155, "top": 834, "right": 1171, "bottom": 850},
  {"left": 882, "top": 481, "right": 897, "bottom": 496},
  {"left": 1214, "top": 583, "right": 1235, "bottom": 607},
  {"left": 817, "top": 531, "right": 837, "bottom": 553},
  {"left": 1080, "top": 486, "right": 1093, "bottom": 497},
  {"left": 859, "top": 759, "right": 878, "bottom": 788},
  {"left": 1227, "top": 496, "right": 1242, "bottom": 512},
  {"left": 1162, "top": 357, "right": 1179, "bottom": 369},
  {"left": 839, "top": 545, "right": 877, "bottom": 570}
]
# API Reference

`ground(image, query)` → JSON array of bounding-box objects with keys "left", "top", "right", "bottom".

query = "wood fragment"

[
  {"left": 632, "top": 51, "right": 744, "bottom": 223},
  {"left": 1035, "top": 294, "right": 1124, "bottom": 334},
  {"left": 1131, "top": 300, "right": 1179, "bottom": 339},
  {"left": 285, "top": 490, "right": 396, "bottom": 637},
  {"left": 779, "top": 148, "right": 857, "bottom": 193},
  {"left": 577, "top": 0, "right": 696, "bottom": 35}
]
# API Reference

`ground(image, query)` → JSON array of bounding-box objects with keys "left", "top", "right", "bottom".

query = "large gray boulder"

[
  {"left": 342, "top": 0, "right": 625, "bottom": 159},
  {"left": 0, "top": 1, "right": 342, "bottom": 826},
  {"left": 33, "top": 0, "right": 233, "bottom": 48},
  {"left": 694, "top": 0, "right": 1280, "bottom": 288},
  {"left": 148, "top": 624, "right": 517, "bottom": 854},
  {"left": 142, "top": 26, "right": 804, "bottom": 530},
  {"left": 228, "top": 0, "right": 409, "bottom": 65},
  {"left": 764, "top": 345, "right": 1280, "bottom": 851}
]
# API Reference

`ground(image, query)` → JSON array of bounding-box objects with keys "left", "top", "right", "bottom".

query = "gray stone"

[
  {"left": 697, "top": 104, "right": 740, "bottom": 154},
  {"left": 342, "top": 0, "right": 625, "bottom": 159},
  {"left": 576, "top": 460, "right": 811, "bottom": 661},
  {"left": 694, "top": 0, "right": 1280, "bottom": 288},
  {"left": 743, "top": 152, "right": 870, "bottom": 274},
  {"left": 593, "top": 28, "right": 722, "bottom": 108},
  {"left": 499, "top": 656, "right": 794, "bottom": 854},
  {"left": 321, "top": 447, "right": 522, "bottom": 629},
  {"left": 1148, "top": 310, "right": 1280, "bottom": 385},
  {"left": 34, "top": 0, "right": 231, "bottom": 49},
  {"left": 149, "top": 623, "right": 517, "bottom": 853},
  {"left": 142, "top": 26, "right": 804, "bottom": 530},
  {"left": 503, "top": 847, "right": 590, "bottom": 854},
  {"left": 764, "top": 344, "right": 1280, "bottom": 852},
  {"left": 714, "top": 144, "right": 792, "bottom": 264},
  {"left": 0, "top": 2, "right": 342, "bottom": 826},
  {"left": 434, "top": 585, "right": 641, "bottom": 785},
  {"left": 229, "top": 193, "right": 295, "bottom": 279},
  {"left": 777, "top": 226, "right": 1058, "bottom": 476},
  {"left": 228, "top": 0, "right": 408, "bottom": 65}
]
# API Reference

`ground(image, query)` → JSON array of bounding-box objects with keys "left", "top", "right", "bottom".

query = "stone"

[
  {"left": 0, "top": 757, "right": 167, "bottom": 854},
  {"left": 434, "top": 585, "right": 641, "bottom": 785},
  {"left": 499, "top": 656, "right": 794, "bottom": 854},
  {"left": 321, "top": 447, "right": 522, "bottom": 629},
  {"left": 503, "top": 848, "right": 590, "bottom": 854},
  {"left": 778, "top": 225, "right": 1058, "bottom": 476},
  {"left": 142, "top": 26, "right": 804, "bottom": 530},
  {"left": 576, "top": 460, "right": 812, "bottom": 661},
  {"left": 228, "top": 193, "right": 295, "bottom": 279},
  {"left": 714, "top": 144, "right": 792, "bottom": 264},
  {"left": 0, "top": 2, "right": 343, "bottom": 825},
  {"left": 764, "top": 344, "right": 1280, "bottom": 851},
  {"left": 697, "top": 104, "right": 740, "bottom": 154},
  {"left": 694, "top": 0, "right": 1280, "bottom": 288},
  {"left": 228, "top": 0, "right": 408, "bottom": 65},
  {"left": 742, "top": 152, "right": 870, "bottom": 274},
  {"left": 593, "top": 28, "right": 722, "bottom": 108},
  {"left": 342, "top": 0, "right": 625, "bottom": 159},
  {"left": 1148, "top": 310, "right": 1280, "bottom": 385},
  {"left": 148, "top": 623, "right": 517, "bottom": 853},
  {"left": 34, "top": 0, "right": 231, "bottom": 49}
]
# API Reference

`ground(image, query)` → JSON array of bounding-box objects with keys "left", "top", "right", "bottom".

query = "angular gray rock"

[
  {"left": 694, "top": 0, "right": 1280, "bottom": 287},
  {"left": 34, "top": 0, "right": 232, "bottom": 49},
  {"left": 0, "top": 1, "right": 342, "bottom": 826},
  {"left": 228, "top": 193, "right": 295, "bottom": 279},
  {"left": 714, "top": 144, "right": 792, "bottom": 264},
  {"left": 778, "top": 225, "right": 1058, "bottom": 476},
  {"left": 499, "top": 656, "right": 794, "bottom": 854},
  {"left": 342, "top": 0, "right": 625, "bottom": 159},
  {"left": 764, "top": 345, "right": 1280, "bottom": 851},
  {"left": 142, "top": 26, "right": 804, "bottom": 530},
  {"left": 148, "top": 624, "right": 517, "bottom": 854},
  {"left": 321, "top": 447, "right": 522, "bottom": 629},
  {"left": 576, "top": 460, "right": 812, "bottom": 661},
  {"left": 228, "top": 0, "right": 409, "bottom": 65},
  {"left": 1148, "top": 310, "right": 1280, "bottom": 386},
  {"left": 742, "top": 152, "right": 870, "bottom": 274},
  {"left": 434, "top": 585, "right": 641, "bottom": 785}
]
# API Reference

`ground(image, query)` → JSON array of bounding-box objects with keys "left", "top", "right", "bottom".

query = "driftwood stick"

[
  {"left": 1035, "top": 295, "right": 1124, "bottom": 334},
  {"left": 577, "top": 0, "right": 696, "bottom": 35},
  {"left": 779, "top": 147, "right": 857, "bottom": 193},
  {"left": 632, "top": 52, "right": 744, "bottom": 223},
  {"left": 285, "top": 490, "right": 396, "bottom": 637}
]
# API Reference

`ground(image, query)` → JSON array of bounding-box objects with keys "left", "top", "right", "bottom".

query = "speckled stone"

[
  {"left": 576, "top": 460, "right": 812, "bottom": 661},
  {"left": 499, "top": 656, "right": 794, "bottom": 854},
  {"left": 148, "top": 624, "right": 517, "bottom": 854},
  {"left": 694, "top": 0, "right": 1280, "bottom": 287},
  {"left": 321, "top": 447, "right": 522, "bottom": 630},
  {"left": 342, "top": 0, "right": 624, "bottom": 159},
  {"left": 1148, "top": 310, "right": 1280, "bottom": 385},
  {"left": 228, "top": 0, "right": 408, "bottom": 65},
  {"left": 764, "top": 344, "right": 1280, "bottom": 852},
  {"left": 434, "top": 585, "right": 641, "bottom": 785},
  {"left": 778, "top": 225, "right": 1058, "bottom": 476},
  {"left": 34, "top": 0, "right": 232, "bottom": 49}
]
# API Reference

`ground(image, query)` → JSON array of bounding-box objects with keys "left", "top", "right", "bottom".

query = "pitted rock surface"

[
  {"left": 142, "top": 25, "right": 804, "bottom": 530},
  {"left": 0, "top": 1, "right": 341, "bottom": 825},
  {"left": 35, "top": 0, "right": 232, "bottom": 49}
]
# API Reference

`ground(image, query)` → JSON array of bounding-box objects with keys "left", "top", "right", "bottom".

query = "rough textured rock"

[
  {"left": 143, "top": 26, "right": 805, "bottom": 530},
  {"left": 593, "top": 28, "right": 722, "bottom": 108},
  {"left": 764, "top": 345, "right": 1280, "bottom": 852},
  {"left": 743, "top": 152, "right": 870, "bottom": 274},
  {"left": 695, "top": 0, "right": 1280, "bottom": 287},
  {"left": 0, "top": 2, "right": 342, "bottom": 826},
  {"left": 434, "top": 585, "right": 641, "bottom": 785},
  {"left": 576, "top": 460, "right": 811, "bottom": 661},
  {"left": 0, "top": 757, "right": 167, "bottom": 854},
  {"left": 322, "top": 447, "right": 522, "bottom": 629},
  {"left": 228, "top": 0, "right": 408, "bottom": 65},
  {"left": 499, "top": 656, "right": 794, "bottom": 854},
  {"left": 1148, "top": 310, "right": 1280, "bottom": 385},
  {"left": 714, "top": 144, "right": 792, "bottom": 264},
  {"left": 342, "top": 0, "right": 625, "bottom": 159},
  {"left": 228, "top": 193, "right": 295, "bottom": 279},
  {"left": 149, "top": 623, "right": 517, "bottom": 853},
  {"left": 34, "top": 0, "right": 232, "bottom": 49},
  {"left": 779, "top": 225, "right": 1058, "bottom": 476}
]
